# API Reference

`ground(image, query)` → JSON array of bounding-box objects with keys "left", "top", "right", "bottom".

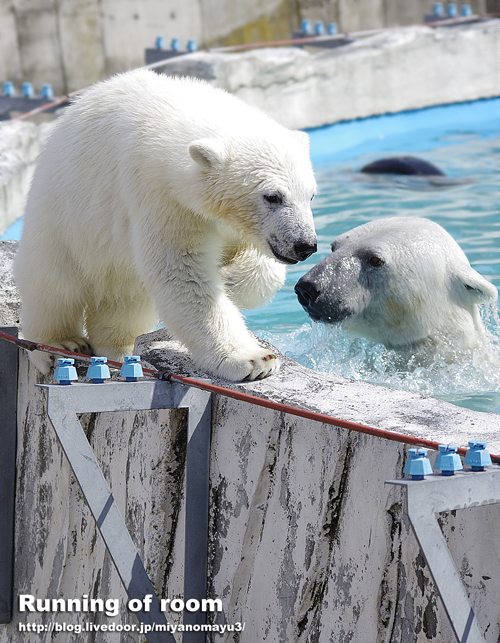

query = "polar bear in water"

[{"left": 295, "top": 217, "right": 497, "bottom": 363}]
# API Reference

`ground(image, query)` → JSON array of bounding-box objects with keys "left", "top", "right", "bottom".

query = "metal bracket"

[
  {"left": 386, "top": 469, "right": 500, "bottom": 643},
  {"left": 0, "top": 327, "right": 19, "bottom": 624},
  {"left": 42, "top": 379, "right": 212, "bottom": 643}
]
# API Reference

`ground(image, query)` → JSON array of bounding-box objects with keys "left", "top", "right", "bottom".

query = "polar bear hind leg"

[
  {"left": 18, "top": 262, "right": 92, "bottom": 374},
  {"left": 85, "top": 284, "right": 157, "bottom": 363}
]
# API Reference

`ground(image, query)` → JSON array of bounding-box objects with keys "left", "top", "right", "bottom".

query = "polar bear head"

[
  {"left": 295, "top": 217, "right": 498, "bottom": 358},
  {"left": 189, "top": 130, "right": 317, "bottom": 265}
]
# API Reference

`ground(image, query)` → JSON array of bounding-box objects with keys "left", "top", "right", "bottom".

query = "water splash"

[{"left": 261, "top": 303, "right": 500, "bottom": 414}]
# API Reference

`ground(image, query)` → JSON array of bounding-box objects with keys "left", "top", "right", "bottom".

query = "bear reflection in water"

[{"left": 295, "top": 217, "right": 498, "bottom": 366}]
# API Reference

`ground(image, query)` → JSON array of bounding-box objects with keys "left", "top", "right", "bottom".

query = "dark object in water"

[{"left": 360, "top": 156, "right": 445, "bottom": 176}]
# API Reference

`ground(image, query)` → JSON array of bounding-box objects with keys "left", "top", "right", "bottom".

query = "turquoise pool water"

[{"left": 3, "top": 98, "right": 499, "bottom": 411}]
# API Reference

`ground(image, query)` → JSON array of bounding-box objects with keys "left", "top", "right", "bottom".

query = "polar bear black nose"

[
  {"left": 295, "top": 279, "right": 320, "bottom": 306},
  {"left": 294, "top": 242, "right": 317, "bottom": 261}
]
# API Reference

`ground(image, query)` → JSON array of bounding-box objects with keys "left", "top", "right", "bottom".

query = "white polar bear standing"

[
  {"left": 14, "top": 70, "right": 317, "bottom": 381},
  {"left": 295, "top": 217, "right": 498, "bottom": 363}
]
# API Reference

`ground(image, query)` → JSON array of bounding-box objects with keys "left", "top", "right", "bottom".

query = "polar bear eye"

[
  {"left": 264, "top": 193, "right": 284, "bottom": 205},
  {"left": 368, "top": 255, "right": 384, "bottom": 267}
]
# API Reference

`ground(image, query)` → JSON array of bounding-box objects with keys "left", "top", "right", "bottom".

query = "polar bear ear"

[
  {"left": 459, "top": 268, "right": 498, "bottom": 304},
  {"left": 292, "top": 130, "right": 310, "bottom": 152},
  {"left": 189, "top": 139, "right": 227, "bottom": 168}
]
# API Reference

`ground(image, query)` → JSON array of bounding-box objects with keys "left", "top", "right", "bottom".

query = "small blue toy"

[
  {"left": 464, "top": 441, "right": 492, "bottom": 472},
  {"left": 403, "top": 448, "right": 433, "bottom": 480},
  {"left": 54, "top": 358, "right": 78, "bottom": 385},
  {"left": 327, "top": 23, "right": 338, "bottom": 35},
  {"left": 460, "top": 4, "right": 472, "bottom": 16},
  {"left": 187, "top": 39, "right": 197, "bottom": 52},
  {"left": 171, "top": 37, "right": 181, "bottom": 51},
  {"left": 447, "top": 3, "right": 458, "bottom": 17},
  {"left": 120, "top": 356, "right": 144, "bottom": 382},
  {"left": 155, "top": 36, "right": 165, "bottom": 50},
  {"left": 41, "top": 83, "right": 54, "bottom": 99},
  {"left": 433, "top": 2, "right": 444, "bottom": 15},
  {"left": 300, "top": 19, "right": 312, "bottom": 34},
  {"left": 2, "top": 81, "right": 15, "bottom": 96},
  {"left": 434, "top": 444, "right": 463, "bottom": 476},
  {"left": 86, "top": 357, "right": 111, "bottom": 383},
  {"left": 21, "top": 82, "right": 34, "bottom": 98},
  {"left": 314, "top": 21, "right": 325, "bottom": 36}
]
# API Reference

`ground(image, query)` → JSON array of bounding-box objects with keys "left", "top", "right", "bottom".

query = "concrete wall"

[
  {"left": 0, "top": 0, "right": 496, "bottom": 96},
  {"left": 0, "top": 121, "right": 54, "bottom": 237},
  {"left": 4, "top": 355, "right": 185, "bottom": 643},
  {"left": 0, "top": 0, "right": 298, "bottom": 95},
  {"left": 0, "top": 319, "right": 499, "bottom": 643},
  {"left": 1, "top": 241, "right": 499, "bottom": 642},
  {"left": 0, "top": 240, "right": 20, "bottom": 325},
  {"left": 158, "top": 19, "right": 500, "bottom": 130},
  {"left": 0, "top": 122, "right": 40, "bottom": 236},
  {"left": 304, "top": 0, "right": 491, "bottom": 33}
]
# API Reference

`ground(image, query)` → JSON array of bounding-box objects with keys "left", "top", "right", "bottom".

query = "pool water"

[
  {"left": 244, "top": 98, "right": 500, "bottom": 413},
  {"left": 2, "top": 99, "right": 499, "bottom": 412}
]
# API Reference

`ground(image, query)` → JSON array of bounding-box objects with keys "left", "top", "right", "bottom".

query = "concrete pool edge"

[
  {"left": 2, "top": 233, "right": 499, "bottom": 447},
  {"left": 136, "top": 327, "right": 500, "bottom": 455}
]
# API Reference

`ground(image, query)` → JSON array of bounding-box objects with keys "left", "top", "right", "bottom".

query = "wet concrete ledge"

[{"left": 137, "top": 328, "right": 500, "bottom": 460}]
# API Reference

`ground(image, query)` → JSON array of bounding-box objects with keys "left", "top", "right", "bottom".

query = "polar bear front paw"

[
  {"left": 215, "top": 346, "right": 280, "bottom": 382},
  {"left": 29, "top": 337, "right": 93, "bottom": 375},
  {"left": 57, "top": 337, "right": 94, "bottom": 355}
]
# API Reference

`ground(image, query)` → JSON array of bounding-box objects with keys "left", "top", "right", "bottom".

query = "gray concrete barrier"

[
  {"left": 0, "top": 122, "right": 54, "bottom": 237},
  {"left": 0, "top": 324, "right": 498, "bottom": 642},
  {"left": 1, "top": 237, "right": 500, "bottom": 641},
  {"left": 0, "top": 123, "right": 40, "bottom": 236},
  {"left": 1, "top": 0, "right": 491, "bottom": 97}
]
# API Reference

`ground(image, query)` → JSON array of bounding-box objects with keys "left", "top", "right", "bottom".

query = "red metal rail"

[
  {"left": 12, "top": 86, "right": 87, "bottom": 122},
  {"left": 1, "top": 329, "right": 499, "bottom": 464}
]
